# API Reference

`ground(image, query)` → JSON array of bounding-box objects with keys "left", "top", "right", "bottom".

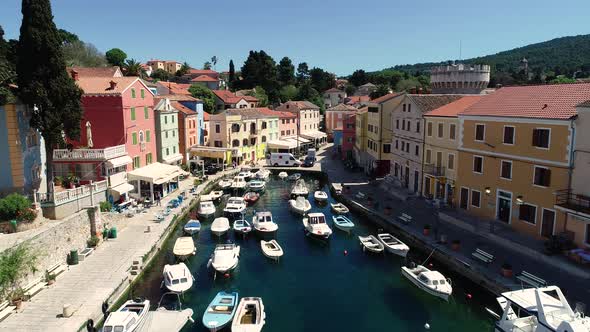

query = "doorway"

[
  {"left": 404, "top": 166, "right": 409, "bottom": 188},
  {"left": 424, "top": 177, "right": 431, "bottom": 198},
  {"left": 414, "top": 170, "right": 419, "bottom": 193},
  {"left": 497, "top": 190, "right": 512, "bottom": 224},
  {"left": 460, "top": 187, "right": 469, "bottom": 209},
  {"left": 541, "top": 209, "right": 555, "bottom": 238}
]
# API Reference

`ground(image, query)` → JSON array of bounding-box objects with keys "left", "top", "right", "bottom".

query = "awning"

[
  {"left": 106, "top": 155, "right": 132, "bottom": 168},
  {"left": 268, "top": 139, "right": 297, "bottom": 150},
  {"left": 109, "top": 182, "right": 135, "bottom": 195},
  {"left": 128, "top": 162, "right": 185, "bottom": 185},
  {"left": 189, "top": 146, "right": 233, "bottom": 159},
  {"left": 301, "top": 131, "right": 327, "bottom": 140},
  {"left": 283, "top": 136, "right": 310, "bottom": 144},
  {"left": 163, "top": 153, "right": 183, "bottom": 164}
]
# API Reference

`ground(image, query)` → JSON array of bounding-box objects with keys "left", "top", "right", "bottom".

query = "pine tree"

[{"left": 16, "top": 0, "right": 84, "bottom": 193}]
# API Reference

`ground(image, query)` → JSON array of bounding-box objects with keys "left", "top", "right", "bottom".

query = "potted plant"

[
  {"left": 384, "top": 205, "right": 392, "bottom": 215},
  {"left": 423, "top": 224, "right": 431, "bottom": 236},
  {"left": 54, "top": 176, "right": 63, "bottom": 187},
  {"left": 451, "top": 239, "right": 461, "bottom": 251},
  {"left": 87, "top": 235, "right": 100, "bottom": 248},
  {"left": 10, "top": 287, "right": 25, "bottom": 309},
  {"left": 501, "top": 263, "right": 513, "bottom": 278},
  {"left": 45, "top": 271, "right": 56, "bottom": 286}
]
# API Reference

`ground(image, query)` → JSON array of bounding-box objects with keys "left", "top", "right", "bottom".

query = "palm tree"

[
  {"left": 203, "top": 61, "right": 212, "bottom": 70},
  {"left": 211, "top": 56, "right": 217, "bottom": 70},
  {"left": 123, "top": 59, "right": 143, "bottom": 77}
]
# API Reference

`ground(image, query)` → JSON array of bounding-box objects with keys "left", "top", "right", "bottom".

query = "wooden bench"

[
  {"left": 0, "top": 301, "right": 15, "bottom": 322},
  {"left": 23, "top": 277, "right": 45, "bottom": 299},
  {"left": 471, "top": 248, "right": 494, "bottom": 264},
  {"left": 517, "top": 271, "right": 547, "bottom": 288},
  {"left": 47, "top": 262, "right": 67, "bottom": 278},
  {"left": 398, "top": 213, "right": 413, "bottom": 225}
]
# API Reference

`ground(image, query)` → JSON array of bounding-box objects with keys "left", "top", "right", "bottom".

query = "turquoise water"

[{"left": 133, "top": 175, "right": 494, "bottom": 331}]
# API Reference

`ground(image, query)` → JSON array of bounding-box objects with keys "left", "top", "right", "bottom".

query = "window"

[
  {"left": 532, "top": 128, "right": 550, "bottom": 148},
  {"left": 250, "top": 138, "right": 256, "bottom": 145},
  {"left": 427, "top": 122, "right": 433, "bottom": 136},
  {"left": 401, "top": 141, "right": 405, "bottom": 151},
  {"left": 172, "top": 116, "right": 175, "bottom": 123},
  {"left": 449, "top": 124, "right": 456, "bottom": 140},
  {"left": 281, "top": 130, "right": 285, "bottom": 136},
  {"left": 173, "top": 146, "right": 176, "bottom": 153},
  {"left": 131, "top": 88, "right": 136, "bottom": 98},
  {"left": 395, "top": 140, "right": 399, "bottom": 149},
  {"left": 396, "top": 119, "right": 399, "bottom": 129},
  {"left": 500, "top": 160, "right": 512, "bottom": 180},
  {"left": 383, "top": 144, "right": 391, "bottom": 153},
  {"left": 165, "top": 148, "right": 169, "bottom": 156},
  {"left": 426, "top": 149, "right": 432, "bottom": 163},
  {"left": 519, "top": 204, "right": 537, "bottom": 225},
  {"left": 503, "top": 126, "right": 515, "bottom": 144},
  {"left": 407, "top": 121, "right": 411, "bottom": 132},
  {"left": 402, "top": 120, "right": 406, "bottom": 130},
  {"left": 533, "top": 166, "right": 551, "bottom": 187},
  {"left": 415, "top": 145, "right": 419, "bottom": 156},
  {"left": 165, "top": 131, "right": 168, "bottom": 139},
  {"left": 242, "top": 138, "right": 248, "bottom": 146},
  {"left": 131, "top": 107, "right": 136, "bottom": 120},
  {"left": 172, "top": 131, "right": 175, "bottom": 137},
  {"left": 471, "top": 190, "right": 481, "bottom": 208},
  {"left": 262, "top": 136, "right": 267, "bottom": 143},
  {"left": 133, "top": 156, "right": 140, "bottom": 169},
  {"left": 214, "top": 140, "right": 222, "bottom": 147},
  {"left": 144, "top": 107, "right": 148, "bottom": 119},
  {"left": 216, "top": 124, "right": 221, "bottom": 133},
  {"left": 141, "top": 89, "right": 145, "bottom": 99},
  {"left": 132, "top": 132, "right": 137, "bottom": 145},
  {"left": 146, "top": 153, "right": 152, "bottom": 164},
  {"left": 416, "top": 121, "right": 420, "bottom": 133},
  {"left": 475, "top": 124, "right": 485, "bottom": 141},
  {"left": 437, "top": 123, "right": 444, "bottom": 138},
  {"left": 408, "top": 104, "right": 411, "bottom": 112},
  {"left": 402, "top": 104, "right": 406, "bottom": 112},
  {"left": 406, "top": 143, "right": 410, "bottom": 153},
  {"left": 473, "top": 156, "right": 483, "bottom": 173},
  {"left": 231, "top": 123, "right": 239, "bottom": 133},
  {"left": 448, "top": 154, "right": 455, "bottom": 170},
  {"left": 232, "top": 139, "right": 240, "bottom": 147}
]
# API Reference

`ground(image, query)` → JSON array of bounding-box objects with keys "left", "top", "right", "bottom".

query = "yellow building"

[
  {"left": 456, "top": 84, "right": 590, "bottom": 242},
  {"left": 423, "top": 96, "right": 482, "bottom": 204},
  {"left": 353, "top": 108, "right": 368, "bottom": 167}
]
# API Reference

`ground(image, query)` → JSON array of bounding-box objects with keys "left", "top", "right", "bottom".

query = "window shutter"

[{"left": 544, "top": 168, "right": 551, "bottom": 186}]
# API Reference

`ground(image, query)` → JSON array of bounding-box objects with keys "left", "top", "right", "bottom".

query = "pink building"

[
  {"left": 325, "top": 103, "right": 357, "bottom": 139},
  {"left": 341, "top": 113, "right": 356, "bottom": 160},
  {"left": 276, "top": 111, "right": 297, "bottom": 137}
]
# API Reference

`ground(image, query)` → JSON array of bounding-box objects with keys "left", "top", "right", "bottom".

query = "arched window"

[
  {"left": 243, "top": 138, "right": 248, "bottom": 146},
  {"left": 232, "top": 139, "right": 240, "bottom": 147},
  {"left": 262, "top": 136, "right": 267, "bottom": 143},
  {"left": 261, "top": 121, "right": 267, "bottom": 129},
  {"left": 250, "top": 123, "right": 256, "bottom": 134}
]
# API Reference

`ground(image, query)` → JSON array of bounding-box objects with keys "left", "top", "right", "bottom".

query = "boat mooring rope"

[{"left": 421, "top": 248, "right": 436, "bottom": 266}]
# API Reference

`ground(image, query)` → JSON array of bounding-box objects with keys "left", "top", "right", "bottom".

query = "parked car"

[
  {"left": 268, "top": 153, "right": 301, "bottom": 167},
  {"left": 302, "top": 156, "right": 315, "bottom": 167}
]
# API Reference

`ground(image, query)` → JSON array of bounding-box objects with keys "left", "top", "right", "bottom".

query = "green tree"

[
  {"left": 239, "top": 50, "right": 278, "bottom": 102},
  {"left": 188, "top": 84, "right": 216, "bottom": 112},
  {"left": 62, "top": 41, "right": 107, "bottom": 67},
  {"left": 228, "top": 59, "right": 235, "bottom": 89},
  {"left": 349, "top": 69, "right": 368, "bottom": 86},
  {"left": 57, "top": 29, "right": 78, "bottom": 45},
  {"left": 296, "top": 81, "right": 324, "bottom": 113},
  {"left": 395, "top": 77, "right": 422, "bottom": 92},
  {"left": 549, "top": 75, "right": 576, "bottom": 84},
  {"left": 309, "top": 67, "right": 335, "bottom": 92},
  {"left": 211, "top": 56, "right": 217, "bottom": 70},
  {"left": 0, "top": 26, "right": 17, "bottom": 104},
  {"left": 277, "top": 56, "right": 295, "bottom": 86},
  {"left": 16, "top": 0, "right": 84, "bottom": 194},
  {"left": 175, "top": 61, "right": 190, "bottom": 77},
  {"left": 0, "top": 193, "right": 31, "bottom": 221},
  {"left": 296, "top": 62, "right": 309, "bottom": 84},
  {"left": 369, "top": 84, "right": 390, "bottom": 99},
  {"left": 203, "top": 61, "right": 212, "bottom": 70},
  {"left": 279, "top": 84, "right": 298, "bottom": 102},
  {"left": 151, "top": 68, "right": 171, "bottom": 81},
  {"left": 105, "top": 48, "right": 127, "bottom": 67},
  {"left": 0, "top": 245, "right": 38, "bottom": 300},
  {"left": 123, "top": 58, "right": 143, "bottom": 76},
  {"left": 247, "top": 86, "right": 268, "bottom": 106},
  {"left": 344, "top": 83, "right": 356, "bottom": 96}
]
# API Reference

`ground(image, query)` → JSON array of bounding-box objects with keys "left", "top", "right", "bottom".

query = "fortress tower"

[{"left": 430, "top": 63, "right": 490, "bottom": 94}]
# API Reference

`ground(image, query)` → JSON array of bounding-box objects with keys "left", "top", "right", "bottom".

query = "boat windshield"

[
  {"left": 172, "top": 279, "right": 180, "bottom": 285},
  {"left": 310, "top": 216, "right": 325, "bottom": 224},
  {"left": 103, "top": 325, "right": 124, "bottom": 332},
  {"left": 419, "top": 275, "right": 430, "bottom": 284}
]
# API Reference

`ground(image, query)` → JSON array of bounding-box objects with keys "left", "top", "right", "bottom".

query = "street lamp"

[
  {"left": 516, "top": 195, "right": 524, "bottom": 205},
  {"left": 484, "top": 187, "right": 491, "bottom": 195}
]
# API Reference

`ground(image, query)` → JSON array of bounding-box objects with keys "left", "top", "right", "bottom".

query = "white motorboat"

[
  {"left": 102, "top": 298, "right": 150, "bottom": 332},
  {"left": 198, "top": 200, "right": 216, "bottom": 219},
  {"left": 162, "top": 263, "right": 194, "bottom": 294},
  {"left": 218, "top": 178, "right": 232, "bottom": 190},
  {"left": 358, "top": 235, "right": 384, "bottom": 253},
  {"left": 255, "top": 169, "right": 271, "bottom": 181},
  {"left": 252, "top": 211, "right": 279, "bottom": 234},
  {"left": 233, "top": 219, "right": 252, "bottom": 235},
  {"left": 231, "top": 176, "right": 248, "bottom": 190},
  {"left": 401, "top": 264, "right": 452, "bottom": 301},
  {"left": 303, "top": 213, "right": 332, "bottom": 240},
  {"left": 224, "top": 197, "right": 247, "bottom": 216},
  {"left": 211, "top": 217, "right": 231, "bottom": 236},
  {"left": 135, "top": 293, "right": 194, "bottom": 332},
  {"left": 330, "top": 202, "right": 350, "bottom": 214},
  {"left": 291, "top": 179, "right": 309, "bottom": 196},
  {"left": 231, "top": 297, "right": 266, "bottom": 332},
  {"left": 260, "top": 240, "right": 283, "bottom": 261},
  {"left": 210, "top": 190, "right": 224, "bottom": 201},
  {"left": 289, "top": 196, "right": 312, "bottom": 215},
  {"left": 377, "top": 233, "right": 410, "bottom": 257},
  {"left": 183, "top": 219, "right": 201, "bottom": 235},
  {"left": 313, "top": 191, "right": 328, "bottom": 202},
  {"left": 248, "top": 180, "right": 266, "bottom": 192},
  {"left": 491, "top": 286, "right": 590, "bottom": 332},
  {"left": 278, "top": 172, "right": 288, "bottom": 180},
  {"left": 208, "top": 243, "right": 240, "bottom": 273},
  {"left": 287, "top": 173, "right": 301, "bottom": 181},
  {"left": 173, "top": 237, "right": 196, "bottom": 260},
  {"left": 239, "top": 167, "right": 253, "bottom": 180}
]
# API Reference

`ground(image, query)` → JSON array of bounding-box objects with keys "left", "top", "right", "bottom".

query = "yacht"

[
  {"left": 162, "top": 263, "right": 194, "bottom": 294},
  {"left": 491, "top": 286, "right": 590, "bottom": 332},
  {"left": 290, "top": 179, "right": 309, "bottom": 197},
  {"left": 102, "top": 298, "right": 149, "bottom": 332},
  {"left": 224, "top": 197, "right": 247, "bottom": 217},
  {"left": 198, "top": 200, "right": 216, "bottom": 219},
  {"left": 252, "top": 211, "right": 279, "bottom": 234},
  {"left": 231, "top": 176, "right": 248, "bottom": 190},
  {"left": 302, "top": 212, "right": 332, "bottom": 240},
  {"left": 401, "top": 264, "right": 452, "bottom": 301},
  {"left": 207, "top": 243, "right": 240, "bottom": 274}
]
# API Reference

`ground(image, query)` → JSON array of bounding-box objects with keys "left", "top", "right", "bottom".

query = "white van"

[{"left": 268, "top": 153, "right": 301, "bottom": 167}]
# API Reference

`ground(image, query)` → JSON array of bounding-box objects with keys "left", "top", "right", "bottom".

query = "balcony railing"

[
  {"left": 37, "top": 180, "right": 108, "bottom": 206},
  {"left": 53, "top": 145, "right": 126, "bottom": 161},
  {"left": 424, "top": 164, "right": 446, "bottom": 177},
  {"left": 555, "top": 189, "right": 590, "bottom": 215}
]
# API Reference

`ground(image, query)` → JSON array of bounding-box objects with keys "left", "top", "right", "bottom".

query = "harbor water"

[{"left": 132, "top": 174, "right": 494, "bottom": 331}]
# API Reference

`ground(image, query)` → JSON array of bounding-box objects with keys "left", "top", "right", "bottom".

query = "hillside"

[{"left": 381, "top": 34, "right": 590, "bottom": 84}]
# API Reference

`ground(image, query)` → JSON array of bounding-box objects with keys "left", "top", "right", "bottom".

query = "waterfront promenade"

[{"left": 0, "top": 171, "right": 232, "bottom": 332}]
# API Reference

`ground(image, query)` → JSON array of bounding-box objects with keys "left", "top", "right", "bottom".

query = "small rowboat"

[
  {"left": 289, "top": 196, "right": 311, "bottom": 215},
  {"left": 314, "top": 191, "right": 328, "bottom": 202},
  {"left": 260, "top": 240, "right": 284, "bottom": 261},
  {"left": 358, "top": 235, "right": 384, "bottom": 253},
  {"left": 173, "top": 237, "right": 196, "bottom": 260},
  {"left": 211, "top": 217, "right": 230, "bottom": 237},
  {"left": 202, "top": 291, "right": 239, "bottom": 331},
  {"left": 332, "top": 215, "right": 355, "bottom": 233},
  {"left": 331, "top": 202, "right": 349, "bottom": 214},
  {"left": 210, "top": 190, "right": 224, "bottom": 201},
  {"left": 183, "top": 219, "right": 201, "bottom": 235},
  {"left": 233, "top": 219, "right": 252, "bottom": 235},
  {"left": 231, "top": 297, "right": 266, "bottom": 332},
  {"left": 243, "top": 192, "right": 260, "bottom": 205},
  {"left": 377, "top": 233, "right": 410, "bottom": 257}
]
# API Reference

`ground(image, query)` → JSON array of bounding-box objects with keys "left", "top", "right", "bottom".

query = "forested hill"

[{"left": 380, "top": 34, "right": 590, "bottom": 84}]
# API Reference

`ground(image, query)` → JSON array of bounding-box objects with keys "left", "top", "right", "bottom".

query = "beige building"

[
  {"left": 275, "top": 101, "right": 326, "bottom": 146},
  {"left": 422, "top": 96, "right": 482, "bottom": 204},
  {"left": 354, "top": 108, "right": 369, "bottom": 167}
]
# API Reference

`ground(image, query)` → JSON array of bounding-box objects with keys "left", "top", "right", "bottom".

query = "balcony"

[
  {"left": 424, "top": 164, "right": 446, "bottom": 177},
  {"left": 53, "top": 145, "right": 127, "bottom": 161},
  {"left": 37, "top": 180, "right": 108, "bottom": 206},
  {"left": 555, "top": 189, "right": 590, "bottom": 216}
]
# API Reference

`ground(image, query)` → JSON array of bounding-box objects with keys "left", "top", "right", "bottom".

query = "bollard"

[{"left": 63, "top": 303, "right": 74, "bottom": 317}]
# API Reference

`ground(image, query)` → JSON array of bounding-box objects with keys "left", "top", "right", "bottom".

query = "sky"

[{"left": 1, "top": 0, "right": 589, "bottom": 76}]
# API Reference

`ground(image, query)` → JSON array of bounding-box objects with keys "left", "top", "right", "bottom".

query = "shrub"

[
  {"left": 16, "top": 208, "right": 37, "bottom": 222},
  {"left": 0, "top": 193, "right": 32, "bottom": 221},
  {"left": 0, "top": 245, "right": 38, "bottom": 299},
  {"left": 87, "top": 236, "right": 100, "bottom": 248},
  {"left": 99, "top": 201, "right": 112, "bottom": 212}
]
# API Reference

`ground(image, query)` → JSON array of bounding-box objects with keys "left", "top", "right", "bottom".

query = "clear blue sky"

[{"left": 1, "top": 0, "right": 589, "bottom": 76}]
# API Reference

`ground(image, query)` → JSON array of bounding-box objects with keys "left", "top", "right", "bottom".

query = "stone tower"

[{"left": 430, "top": 63, "right": 490, "bottom": 94}]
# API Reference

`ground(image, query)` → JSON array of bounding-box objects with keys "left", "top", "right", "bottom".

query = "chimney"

[
  {"left": 70, "top": 70, "right": 79, "bottom": 81},
  {"left": 109, "top": 80, "right": 117, "bottom": 90}
]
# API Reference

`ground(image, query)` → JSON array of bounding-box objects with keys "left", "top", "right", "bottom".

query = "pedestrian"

[{"left": 233, "top": 161, "right": 236, "bottom": 169}]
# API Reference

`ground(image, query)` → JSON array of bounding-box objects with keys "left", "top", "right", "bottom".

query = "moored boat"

[
  {"left": 211, "top": 217, "right": 230, "bottom": 236},
  {"left": 243, "top": 192, "right": 260, "bottom": 205},
  {"left": 173, "top": 237, "right": 196, "bottom": 260},
  {"left": 231, "top": 297, "right": 266, "bottom": 332},
  {"left": 401, "top": 264, "right": 452, "bottom": 301},
  {"left": 330, "top": 202, "right": 350, "bottom": 214},
  {"left": 239, "top": 167, "right": 253, "bottom": 181},
  {"left": 207, "top": 243, "right": 240, "bottom": 274},
  {"left": 303, "top": 212, "right": 332, "bottom": 240},
  {"left": 233, "top": 219, "right": 252, "bottom": 235},
  {"left": 218, "top": 178, "right": 232, "bottom": 190},
  {"left": 102, "top": 298, "right": 150, "bottom": 332},
  {"left": 358, "top": 235, "right": 384, "bottom": 253},
  {"left": 248, "top": 180, "right": 266, "bottom": 192},
  {"left": 202, "top": 291, "right": 239, "bottom": 332},
  {"left": 223, "top": 197, "right": 247, "bottom": 217},
  {"left": 260, "top": 240, "right": 284, "bottom": 261},
  {"left": 291, "top": 179, "right": 309, "bottom": 196},
  {"left": 287, "top": 173, "right": 301, "bottom": 181},
  {"left": 377, "top": 233, "right": 410, "bottom": 257},
  {"left": 252, "top": 211, "right": 279, "bottom": 234},
  {"left": 314, "top": 190, "right": 328, "bottom": 202},
  {"left": 210, "top": 190, "right": 224, "bottom": 201},
  {"left": 230, "top": 176, "right": 248, "bottom": 190},
  {"left": 198, "top": 200, "right": 216, "bottom": 219},
  {"left": 255, "top": 169, "right": 271, "bottom": 181},
  {"left": 278, "top": 172, "right": 288, "bottom": 180},
  {"left": 183, "top": 219, "right": 201, "bottom": 235},
  {"left": 289, "top": 196, "right": 312, "bottom": 215},
  {"left": 162, "top": 263, "right": 194, "bottom": 293},
  {"left": 332, "top": 215, "right": 355, "bottom": 233}
]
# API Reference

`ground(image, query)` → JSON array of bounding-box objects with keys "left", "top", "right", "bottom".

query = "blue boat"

[
  {"left": 332, "top": 215, "right": 355, "bottom": 233},
  {"left": 202, "top": 291, "right": 239, "bottom": 331},
  {"left": 183, "top": 219, "right": 201, "bottom": 235}
]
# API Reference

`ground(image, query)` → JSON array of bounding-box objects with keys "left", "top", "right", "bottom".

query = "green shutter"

[
  {"left": 131, "top": 89, "right": 136, "bottom": 98},
  {"left": 132, "top": 132, "right": 137, "bottom": 145},
  {"left": 144, "top": 107, "right": 148, "bottom": 119},
  {"left": 146, "top": 130, "right": 151, "bottom": 142},
  {"left": 141, "top": 89, "right": 145, "bottom": 99},
  {"left": 131, "top": 107, "right": 136, "bottom": 120}
]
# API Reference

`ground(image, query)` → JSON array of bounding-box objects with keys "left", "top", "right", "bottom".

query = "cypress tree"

[
  {"left": 228, "top": 59, "right": 235, "bottom": 90},
  {"left": 16, "top": 0, "right": 84, "bottom": 193}
]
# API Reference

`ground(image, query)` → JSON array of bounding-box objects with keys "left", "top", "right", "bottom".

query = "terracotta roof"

[
  {"left": 345, "top": 96, "right": 370, "bottom": 104},
  {"left": 189, "top": 69, "right": 219, "bottom": 76},
  {"left": 277, "top": 100, "right": 320, "bottom": 111},
  {"left": 156, "top": 81, "right": 191, "bottom": 95},
  {"left": 243, "top": 95, "right": 258, "bottom": 102},
  {"left": 212, "top": 90, "right": 248, "bottom": 104},
  {"left": 407, "top": 94, "right": 463, "bottom": 114},
  {"left": 324, "top": 88, "right": 343, "bottom": 93},
  {"left": 155, "top": 94, "right": 199, "bottom": 102},
  {"left": 327, "top": 103, "right": 358, "bottom": 112},
  {"left": 461, "top": 83, "right": 590, "bottom": 119},
  {"left": 371, "top": 92, "right": 404, "bottom": 104},
  {"left": 223, "top": 107, "right": 278, "bottom": 119},
  {"left": 171, "top": 101, "right": 196, "bottom": 116},
  {"left": 191, "top": 75, "right": 218, "bottom": 82},
  {"left": 68, "top": 66, "right": 123, "bottom": 78},
  {"left": 203, "top": 112, "right": 210, "bottom": 121},
  {"left": 76, "top": 76, "right": 143, "bottom": 95},
  {"left": 255, "top": 108, "right": 296, "bottom": 118},
  {"left": 425, "top": 96, "right": 483, "bottom": 117}
]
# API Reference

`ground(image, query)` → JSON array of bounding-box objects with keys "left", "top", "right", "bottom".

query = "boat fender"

[
  {"left": 466, "top": 293, "right": 472, "bottom": 300},
  {"left": 86, "top": 319, "right": 95, "bottom": 332},
  {"left": 424, "top": 323, "right": 430, "bottom": 329},
  {"left": 224, "top": 273, "right": 230, "bottom": 278},
  {"left": 101, "top": 301, "right": 108, "bottom": 315},
  {"left": 343, "top": 250, "right": 348, "bottom": 256}
]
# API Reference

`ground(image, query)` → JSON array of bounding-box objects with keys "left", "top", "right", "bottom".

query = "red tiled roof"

[
  {"left": 203, "top": 112, "right": 210, "bottom": 121},
  {"left": 408, "top": 94, "right": 463, "bottom": 113},
  {"left": 324, "top": 87, "right": 343, "bottom": 93},
  {"left": 370, "top": 92, "right": 404, "bottom": 104},
  {"left": 69, "top": 66, "right": 122, "bottom": 78},
  {"left": 170, "top": 101, "right": 196, "bottom": 115},
  {"left": 578, "top": 100, "right": 590, "bottom": 107},
  {"left": 243, "top": 95, "right": 259, "bottom": 102},
  {"left": 345, "top": 96, "right": 370, "bottom": 104},
  {"left": 155, "top": 94, "right": 200, "bottom": 102},
  {"left": 425, "top": 96, "right": 483, "bottom": 117},
  {"left": 255, "top": 108, "right": 296, "bottom": 118},
  {"left": 276, "top": 100, "right": 320, "bottom": 112},
  {"left": 157, "top": 81, "right": 191, "bottom": 95},
  {"left": 76, "top": 76, "right": 143, "bottom": 95},
  {"left": 189, "top": 69, "right": 219, "bottom": 75},
  {"left": 191, "top": 75, "right": 218, "bottom": 82},
  {"left": 212, "top": 90, "right": 245, "bottom": 104},
  {"left": 461, "top": 83, "right": 590, "bottom": 119},
  {"left": 327, "top": 103, "right": 358, "bottom": 112},
  {"left": 223, "top": 107, "right": 278, "bottom": 119}
]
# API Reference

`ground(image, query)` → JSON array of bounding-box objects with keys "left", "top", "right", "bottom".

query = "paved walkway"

[
  {"left": 321, "top": 150, "right": 590, "bottom": 306},
  {"left": 0, "top": 170, "right": 234, "bottom": 332}
]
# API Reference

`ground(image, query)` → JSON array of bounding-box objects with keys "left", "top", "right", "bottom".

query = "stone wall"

[{"left": 41, "top": 190, "right": 106, "bottom": 220}]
